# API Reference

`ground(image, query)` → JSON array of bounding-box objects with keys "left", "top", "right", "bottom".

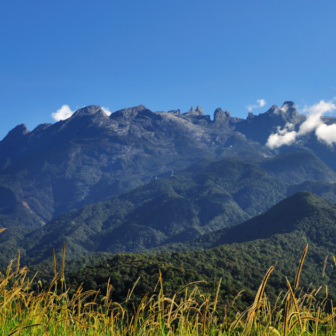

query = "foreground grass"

[{"left": 1, "top": 239, "right": 336, "bottom": 335}]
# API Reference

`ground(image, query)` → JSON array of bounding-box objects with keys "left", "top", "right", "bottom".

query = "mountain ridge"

[
  {"left": 26, "top": 191, "right": 336, "bottom": 309},
  {"left": 2, "top": 156, "right": 336, "bottom": 267},
  {"left": 1, "top": 101, "right": 336, "bottom": 229}
]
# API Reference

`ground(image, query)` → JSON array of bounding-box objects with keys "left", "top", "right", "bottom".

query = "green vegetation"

[
  {"left": 259, "top": 151, "right": 336, "bottom": 184},
  {"left": 288, "top": 180, "right": 336, "bottom": 203},
  {"left": 2, "top": 154, "right": 336, "bottom": 268},
  {"left": 0, "top": 157, "right": 286, "bottom": 266},
  {"left": 4, "top": 191, "right": 336, "bottom": 334},
  {"left": 62, "top": 231, "right": 336, "bottom": 310},
  {"left": 3, "top": 233, "right": 336, "bottom": 335},
  {"left": 23, "top": 192, "right": 336, "bottom": 310}
]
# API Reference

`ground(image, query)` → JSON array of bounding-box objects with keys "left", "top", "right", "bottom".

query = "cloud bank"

[
  {"left": 51, "top": 105, "right": 74, "bottom": 121},
  {"left": 246, "top": 99, "right": 266, "bottom": 112},
  {"left": 266, "top": 100, "right": 336, "bottom": 149}
]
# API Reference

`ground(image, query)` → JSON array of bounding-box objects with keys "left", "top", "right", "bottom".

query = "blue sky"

[{"left": 1, "top": 0, "right": 336, "bottom": 140}]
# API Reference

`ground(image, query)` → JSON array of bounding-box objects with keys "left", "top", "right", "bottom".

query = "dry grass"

[{"left": 1, "top": 233, "right": 336, "bottom": 335}]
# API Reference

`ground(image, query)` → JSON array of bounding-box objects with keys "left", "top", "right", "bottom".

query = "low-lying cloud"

[
  {"left": 266, "top": 99, "right": 336, "bottom": 149},
  {"left": 51, "top": 105, "right": 74, "bottom": 121},
  {"left": 246, "top": 99, "right": 266, "bottom": 112}
]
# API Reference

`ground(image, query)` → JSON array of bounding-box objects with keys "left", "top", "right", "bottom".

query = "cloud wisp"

[
  {"left": 246, "top": 99, "right": 266, "bottom": 112},
  {"left": 266, "top": 99, "right": 336, "bottom": 149},
  {"left": 101, "top": 107, "right": 112, "bottom": 116},
  {"left": 51, "top": 105, "right": 74, "bottom": 121}
]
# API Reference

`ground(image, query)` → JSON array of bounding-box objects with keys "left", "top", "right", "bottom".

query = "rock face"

[
  {"left": 195, "top": 106, "right": 204, "bottom": 115},
  {"left": 184, "top": 106, "right": 204, "bottom": 116},
  {"left": 2, "top": 124, "right": 30, "bottom": 144},
  {"left": 214, "top": 108, "right": 231, "bottom": 124},
  {"left": 110, "top": 104, "right": 147, "bottom": 119},
  {"left": 1, "top": 101, "right": 336, "bottom": 227}
]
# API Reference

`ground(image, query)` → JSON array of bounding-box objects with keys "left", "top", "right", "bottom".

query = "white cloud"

[
  {"left": 315, "top": 123, "right": 336, "bottom": 145},
  {"left": 266, "top": 99, "right": 336, "bottom": 149},
  {"left": 101, "top": 107, "right": 112, "bottom": 116},
  {"left": 246, "top": 99, "right": 267, "bottom": 112},
  {"left": 257, "top": 99, "right": 266, "bottom": 107},
  {"left": 266, "top": 129, "right": 297, "bottom": 148},
  {"left": 51, "top": 105, "right": 74, "bottom": 121}
]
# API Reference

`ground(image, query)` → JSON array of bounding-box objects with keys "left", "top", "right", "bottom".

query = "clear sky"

[{"left": 1, "top": 0, "right": 336, "bottom": 140}]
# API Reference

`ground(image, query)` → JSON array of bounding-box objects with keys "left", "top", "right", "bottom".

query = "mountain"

[
  {"left": 0, "top": 186, "right": 45, "bottom": 227},
  {"left": 0, "top": 157, "right": 285, "bottom": 266},
  {"left": 257, "top": 151, "right": 336, "bottom": 184},
  {"left": 3, "top": 154, "right": 336, "bottom": 267},
  {"left": 173, "top": 191, "right": 336, "bottom": 250},
  {"left": 234, "top": 101, "right": 305, "bottom": 145},
  {"left": 287, "top": 180, "right": 336, "bottom": 202},
  {"left": 235, "top": 101, "right": 336, "bottom": 172},
  {"left": 0, "top": 105, "right": 275, "bottom": 227},
  {"left": 1, "top": 101, "right": 336, "bottom": 228},
  {"left": 28, "top": 192, "right": 336, "bottom": 309},
  {"left": 1, "top": 100, "right": 336, "bottom": 307}
]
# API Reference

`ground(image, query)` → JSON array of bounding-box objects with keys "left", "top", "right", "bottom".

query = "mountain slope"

[
  {"left": 0, "top": 157, "right": 291, "bottom": 266},
  {"left": 258, "top": 151, "right": 336, "bottom": 184},
  {"left": 213, "top": 191, "right": 336, "bottom": 246},
  {"left": 3, "top": 152, "right": 336, "bottom": 267},
  {"left": 0, "top": 105, "right": 274, "bottom": 227},
  {"left": 288, "top": 180, "right": 336, "bottom": 202},
  {"left": 34, "top": 192, "right": 336, "bottom": 308},
  {"left": 2, "top": 101, "right": 336, "bottom": 228},
  {"left": 158, "top": 191, "right": 336, "bottom": 252}
]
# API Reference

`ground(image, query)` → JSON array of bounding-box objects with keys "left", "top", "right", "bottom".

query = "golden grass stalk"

[
  {"left": 238, "top": 266, "right": 274, "bottom": 335},
  {"left": 53, "top": 248, "right": 57, "bottom": 278},
  {"left": 61, "top": 242, "right": 66, "bottom": 278},
  {"left": 286, "top": 277, "right": 302, "bottom": 328},
  {"left": 213, "top": 289, "right": 221, "bottom": 321},
  {"left": 16, "top": 249, "right": 20, "bottom": 272},
  {"left": 126, "top": 276, "right": 140, "bottom": 302},
  {"left": 322, "top": 255, "right": 328, "bottom": 277},
  {"left": 295, "top": 243, "right": 308, "bottom": 289},
  {"left": 256, "top": 266, "right": 274, "bottom": 304},
  {"left": 284, "top": 293, "right": 290, "bottom": 336}
]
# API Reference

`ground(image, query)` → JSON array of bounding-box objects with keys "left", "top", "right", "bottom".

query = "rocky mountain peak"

[
  {"left": 279, "top": 101, "right": 303, "bottom": 124},
  {"left": 282, "top": 101, "right": 296, "bottom": 108},
  {"left": 2, "top": 124, "right": 30, "bottom": 144},
  {"left": 268, "top": 105, "right": 278, "bottom": 113},
  {"left": 196, "top": 106, "right": 204, "bottom": 115},
  {"left": 185, "top": 106, "right": 204, "bottom": 116},
  {"left": 260, "top": 102, "right": 303, "bottom": 124},
  {"left": 214, "top": 108, "right": 231, "bottom": 123},
  {"left": 110, "top": 105, "right": 147, "bottom": 119},
  {"left": 71, "top": 105, "right": 104, "bottom": 118},
  {"left": 234, "top": 101, "right": 306, "bottom": 144}
]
